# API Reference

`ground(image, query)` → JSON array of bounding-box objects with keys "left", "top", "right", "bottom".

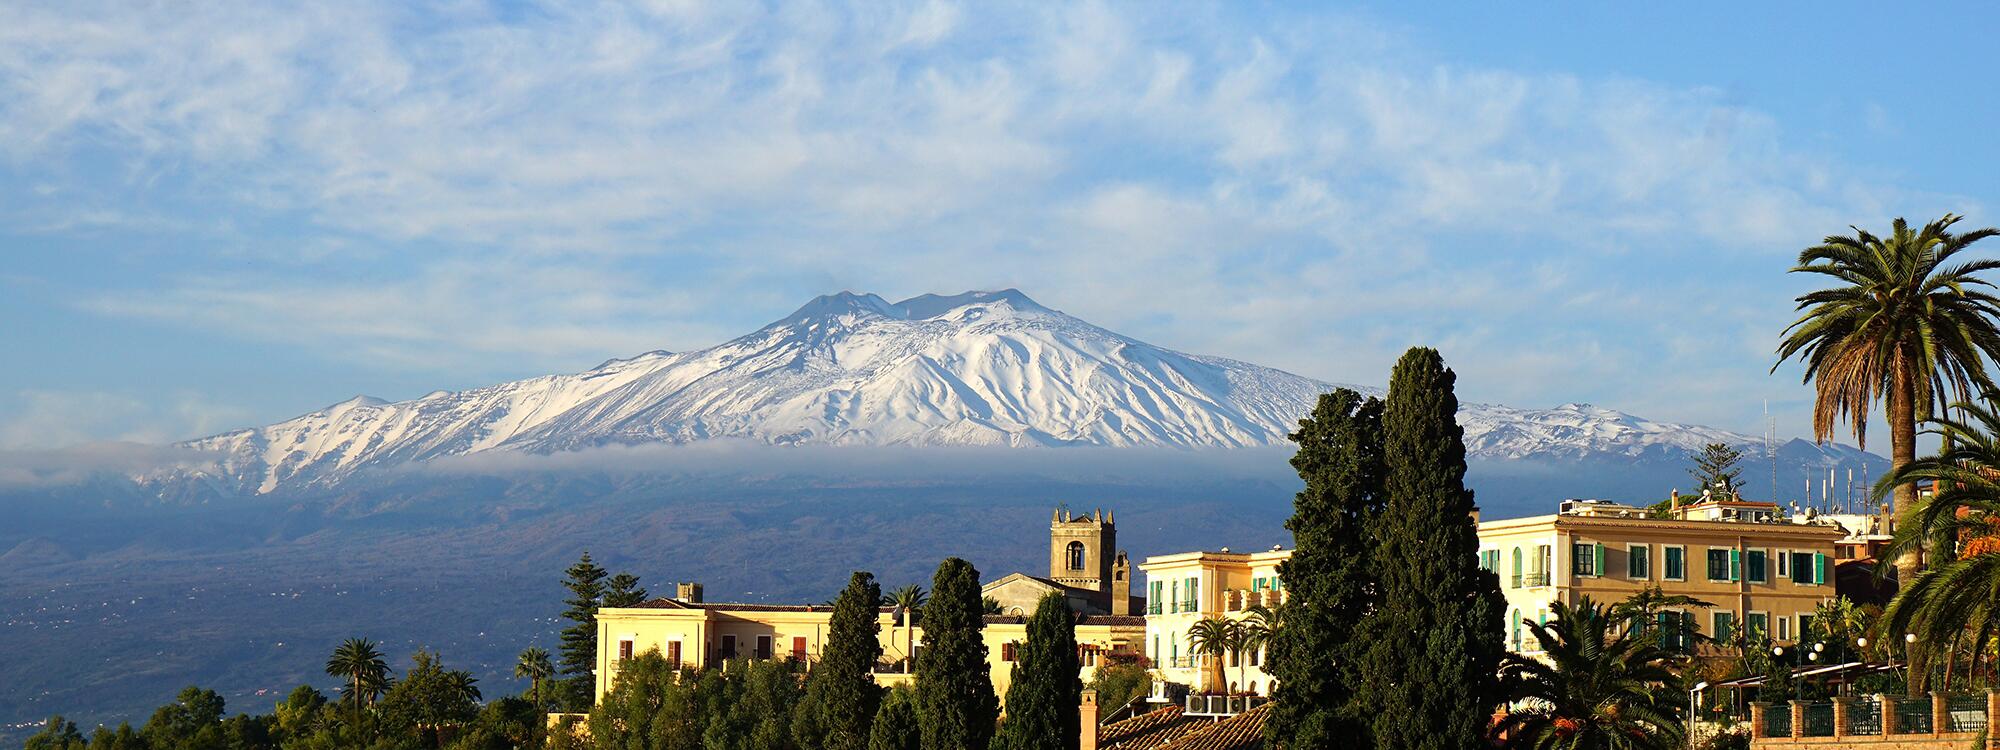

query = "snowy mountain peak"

[
  {"left": 777, "top": 291, "right": 901, "bottom": 325},
  {"left": 169, "top": 289, "right": 1878, "bottom": 494},
  {"left": 893, "top": 289, "right": 1050, "bottom": 320}
]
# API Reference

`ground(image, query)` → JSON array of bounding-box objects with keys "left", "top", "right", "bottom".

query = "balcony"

[
  {"left": 1521, "top": 572, "right": 1550, "bottom": 587},
  {"left": 1223, "top": 589, "right": 1287, "bottom": 611}
]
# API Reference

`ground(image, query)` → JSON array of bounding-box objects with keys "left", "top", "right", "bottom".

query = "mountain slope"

[{"left": 173, "top": 289, "right": 1877, "bottom": 493}]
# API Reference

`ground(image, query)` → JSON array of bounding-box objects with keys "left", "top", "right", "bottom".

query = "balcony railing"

[
  {"left": 1223, "top": 589, "right": 1287, "bottom": 611},
  {"left": 1521, "top": 572, "right": 1550, "bottom": 587}
]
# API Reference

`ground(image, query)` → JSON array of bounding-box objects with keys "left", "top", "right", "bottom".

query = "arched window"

[
  {"left": 1066, "top": 541, "right": 1086, "bottom": 570},
  {"left": 1510, "top": 608, "right": 1522, "bottom": 652},
  {"left": 1510, "top": 548, "right": 1523, "bottom": 587}
]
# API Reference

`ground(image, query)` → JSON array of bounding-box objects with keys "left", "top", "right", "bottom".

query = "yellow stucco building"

[
  {"left": 1137, "top": 494, "right": 1847, "bottom": 697},
  {"left": 590, "top": 510, "right": 1148, "bottom": 708},
  {"left": 1136, "top": 547, "right": 1288, "bottom": 695},
  {"left": 1479, "top": 496, "right": 1845, "bottom": 655}
]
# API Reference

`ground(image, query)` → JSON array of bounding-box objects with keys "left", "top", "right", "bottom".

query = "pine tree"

[
  {"left": 1688, "top": 442, "right": 1745, "bottom": 494},
  {"left": 558, "top": 552, "right": 608, "bottom": 709},
  {"left": 1359, "top": 348, "right": 1507, "bottom": 750},
  {"left": 917, "top": 557, "right": 998, "bottom": 750},
  {"left": 997, "top": 592, "right": 1082, "bottom": 750},
  {"left": 1265, "top": 388, "right": 1383, "bottom": 748},
  {"left": 868, "top": 688, "right": 922, "bottom": 750},
  {"left": 799, "top": 571, "right": 886, "bottom": 750},
  {"left": 602, "top": 572, "right": 649, "bottom": 608}
]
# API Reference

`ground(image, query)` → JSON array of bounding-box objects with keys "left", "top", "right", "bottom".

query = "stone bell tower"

[{"left": 1049, "top": 507, "right": 1117, "bottom": 593}]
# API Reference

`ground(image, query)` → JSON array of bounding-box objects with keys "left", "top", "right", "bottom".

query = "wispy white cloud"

[
  {"left": 0, "top": 390, "right": 253, "bottom": 450},
  {"left": 0, "top": 0, "right": 1980, "bottom": 439}
]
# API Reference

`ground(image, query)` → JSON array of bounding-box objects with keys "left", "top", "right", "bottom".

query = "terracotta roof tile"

[
  {"left": 1099, "top": 705, "right": 1209, "bottom": 750},
  {"left": 1156, "top": 704, "right": 1270, "bottom": 750}
]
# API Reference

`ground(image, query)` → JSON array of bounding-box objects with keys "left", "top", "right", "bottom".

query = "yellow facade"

[
  {"left": 1478, "top": 498, "right": 1846, "bottom": 654},
  {"left": 592, "top": 600, "right": 1144, "bottom": 706},
  {"left": 1137, "top": 548, "right": 1289, "bottom": 696},
  {"left": 1137, "top": 497, "right": 1848, "bottom": 696}
]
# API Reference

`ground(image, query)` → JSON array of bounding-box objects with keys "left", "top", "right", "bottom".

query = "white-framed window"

[
  {"left": 1777, "top": 548, "right": 1790, "bottom": 578},
  {"left": 1663, "top": 546, "right": 1687, "bottom": 580},
  {"left": 1776, "top": 615, "right": 1790, "bottom": 641},
  {"left": 1572, "top": 542, "right": 1604, "bottom": 577},
  {"left": 1628, "top": 544, "right": 1650, "bottom": 579}
]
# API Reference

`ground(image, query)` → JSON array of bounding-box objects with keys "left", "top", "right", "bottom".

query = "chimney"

[
  {"left": 1080, "top": 689, "right": 1099, "bottom": 750},
  {"left": 675, "top": 582, "right": 704, "bottom": 604}
]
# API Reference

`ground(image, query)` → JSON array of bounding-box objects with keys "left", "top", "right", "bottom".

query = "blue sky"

[{"left": 2, "top": 1, "right": 1995, "bottom": 450}]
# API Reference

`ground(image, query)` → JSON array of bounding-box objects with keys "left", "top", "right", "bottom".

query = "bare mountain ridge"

[{"left": 171, "top": 289, "right": 1875, "bottom": 493}]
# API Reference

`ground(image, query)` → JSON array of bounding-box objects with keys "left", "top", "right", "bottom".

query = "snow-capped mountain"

[{"left": 173, "top": 289, "right": 1876, "bottom": 493}]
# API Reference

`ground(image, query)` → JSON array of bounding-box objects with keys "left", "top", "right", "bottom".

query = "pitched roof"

[
  {"left": 1097, "top": 704, "right": 1271, "bottom": 750},
  {"left": 1100, "top": 706, "right": 1202, "bottom": 750},
  {"left": 1157, "top": 704, "right": 1270, "bottom": 750}
]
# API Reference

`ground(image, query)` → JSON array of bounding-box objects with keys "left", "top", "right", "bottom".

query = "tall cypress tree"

[
  {"left": 800, "top": 571, "right": 886, "bottom": 750},
  {"left": 1359, "top": 348, "right": 1507, "bottom": 750},
  {"left": 1266, "top": 388, "right": 1384, "bottom": 748},
  {"left": 996, "top": 592, "right": 1081, "bottom": 750},
  {"left": 917, "top": 557, "right": 998, "bottom": 750},
  {"left": 868, "top": 688, "right": 922, "bottom": 750},
  {"left": 558, "top": 552, "right": 608, "bottom": 709}
]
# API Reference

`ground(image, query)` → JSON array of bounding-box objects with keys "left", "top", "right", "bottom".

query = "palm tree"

[
  {"left": 514, "top": 646, "right": 555, "bottom": 709},
  {"left": 889, "top": 584, "right": 926, "bottom": 673},
  {"left": 1610, "top": 585, "right": 1714, "bottom": 654},
  {"left": 325, "top": 637, "right": 389, "bottom": 726},
  {"left": 1776, "top": 214, "right": 2000, "bottom": 585},
  {"left": 1879, "top": 395, "right": 2000, "bottom": 690},
  {"left": 1185, "top": 616, "right": 1242, "bottom": 693},
  {"left": 1240, "top": 605, "right": 1281, "bottom": 693},
  {"left": 1495, "top": 598, "right": 1684, "bottom": 750}
]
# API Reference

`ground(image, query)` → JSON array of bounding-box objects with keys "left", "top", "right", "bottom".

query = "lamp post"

[{"left": 1688, "top": 681, "right": 1709, "bottom": 750}]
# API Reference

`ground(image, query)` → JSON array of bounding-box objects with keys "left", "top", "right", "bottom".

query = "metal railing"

[
  {"left": 1893, "top": 699, "right": 1932, "bottom": 734},
  {"left": 1948, "top": 694, "right": 1988, "bottom": 733},
  {"left": 1763, "top": 707, "right": 1791, "bottom": 738},
  {"left": 1846, "top": 699, "right": 1881, "bottom": 736},
  {"left": 1521, "top": 572, "right": 1550, "bottom": 587},
  {"left": 1801, "top": 702, "right": 1835, "bottom": 737}
]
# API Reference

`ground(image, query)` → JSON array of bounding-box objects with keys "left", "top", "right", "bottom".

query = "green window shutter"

[
  {"left": 1730, "top": 549, "right": 1741, "bottom": 582},
  {"left": 1814, "top": 553, "right": 1828, "bottom": 585},
  {"left": 1593, "top": 543, "right": 1606, "bottom": 577}
]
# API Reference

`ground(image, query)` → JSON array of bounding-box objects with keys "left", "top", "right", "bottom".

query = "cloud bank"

[{"left": 0, "top": 1, "right": 1977, "bottom": 445}]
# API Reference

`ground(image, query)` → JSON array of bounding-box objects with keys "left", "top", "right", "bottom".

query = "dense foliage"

[
  {"left": 1495, "top": 599, "right": 1683, "bottom": 750},
  {"left": 1358, "top": 347, "right": 1507, "bottom": 750},
  {"left": 1881, "top": 393, "right": 2000, "bottom": 692},
  {"left": 915, "top": 557, "right": 997, "bottom": 750},
  {"left": 1083, "top": 656, "right": 1151, "bottom": 720},
  {"left": 795, "top": 572, "right": 885, "bottom": 750},
  {"left": 865, "top": 688, "right": 920, "bottom": 750},
  {"left": 996, "top": 592, "right": 1081, "bottom": 750},
  {"left": 587, "top": 650, "right": 805, "bottom": 750},
  {"left": 1266, "top": 387, "right": 1383, "bottom": 748}
]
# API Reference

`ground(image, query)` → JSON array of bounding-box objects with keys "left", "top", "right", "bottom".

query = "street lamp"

[{"left": 1687, "top": 681, "right": 1709, "bottom": 750}]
